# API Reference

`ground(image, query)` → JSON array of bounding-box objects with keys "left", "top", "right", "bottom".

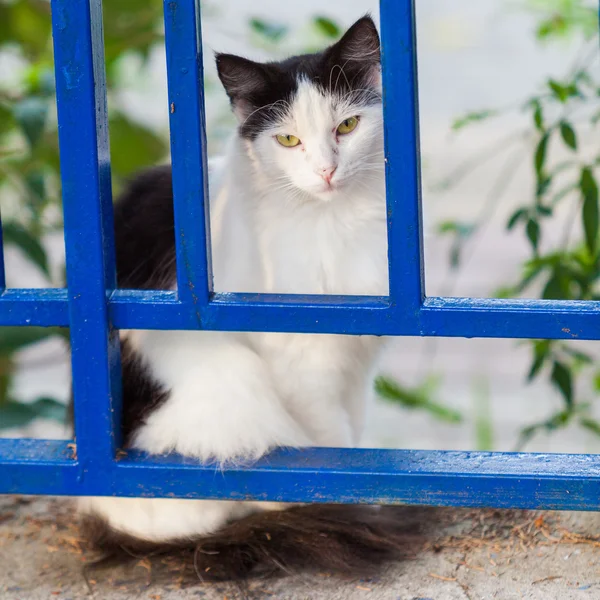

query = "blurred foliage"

[
  {"left": 375, "top": 375, "right": 463, "bottom": 424},
  {"left": 437, "top": 0, "right": 600, "bottom": 448},
  {"left": 0, "top": 0, "right": 169, "bottom": 429},
  {"left": 523, "top": 0, "right": 599, "bottom": 41}
]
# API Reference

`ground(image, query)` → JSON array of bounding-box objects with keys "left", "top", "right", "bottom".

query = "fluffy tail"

[{"left": 82, "top": 504, "right": 422, "bottom": 582}]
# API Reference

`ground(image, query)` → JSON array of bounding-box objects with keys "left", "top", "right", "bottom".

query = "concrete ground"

[{"left": 3, "top": 496, "right": 600, "bottom": 600}]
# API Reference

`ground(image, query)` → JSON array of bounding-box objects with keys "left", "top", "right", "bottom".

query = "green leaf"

[
  {"left": 25, "top": 169, "right": 46, "bottom": 206},
  {"left": 0, "top": 401, "right": 35, "bottom": 429},
  {"left": 12, "top": 96, "right": 49, "bottom": 149},
  {"left": 550, "top": 182, "right": 579, "bottom": 206},
  {"left": 2, "top": 222, "right": 50, "bottom": 277},
  {"left": 548, "top": 79, "right": 579, "bottom": 103},
  {"left": 534, "top": 132, "right": 550, "bottom": 177},
  {"left": 542, "top": 267, "right": 570, "bottom": 300},
  {"left": 580, "top": 417, "right": 600, "bottom": 437},
  {"left": 527, "top": 340, "right": 551, "bottom": 381},
  {"left": 533, "top": 100, "right": 544, "bottom": 132},
  {"left": 0, "top": 103, "right": 16, "bottom": 138},
  {"left": 449, "top": 240, "right": 462, "bottom": 269},
  {"left": 0, "top": 0, "right": 53, "bottom": 59},
  {"left": 23, "top": 65, "right": 55, "bottom": 98},
  {"left": 313, "top": 16, "right": 341, "bottom": 38},
  {"left": 375, "top": 376, "right": 462, "bottom": 424},
  {"left": 516, "top": 409, "right": 574, "bottom": 451},
  {"left": 507, "top": 208, "right": 528, "bottom": 230},
  {"left": 0, "top": 327, "right": 61, "bottom": 356},
  {"left": 437, "top": 220, "right": 475, "bottom": 238},
  {"left": 451, "top": 110, "right": 498, "bottom": 131},
  {"left": 33, "top": 397, "right": 68, "bottom": 421},
  {"left": 536, "top": 174, "right": 552, "bottom": 198},
  {"left": 536, "top": 204, "right": 552, "bottom": 217},
  {"left": 109, "top": 113, "right": 167, "bottom": 178},
  {"left": 0, "top": 397, "right": 67, "bottom": 430},
  {"left": 249, "top": 18, "right": 288, "bottom": 43},
  {"left": 101, "top": 0, "right": 164, "bottom": 65},
  {"left": 559, "top": 121, "right": 577, "bottom": 151},
  {"left": 526, "top": 218, "right": 540, "bottom": 252},
  {"left": 563, "top": 347, "right": 593, "bottom": 366},
  {"left": 551, "top": 361, "right": 573, "bottom": 408},
  {"left": 581, "top": 166, "right": 599, "bottom": 256}
]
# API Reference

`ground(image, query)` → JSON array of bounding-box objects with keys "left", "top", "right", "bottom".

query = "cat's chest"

[{"left": 258, "top": 202, "right": 388, "bottom": 296}]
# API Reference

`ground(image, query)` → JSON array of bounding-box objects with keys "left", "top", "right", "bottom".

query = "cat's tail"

[{"left": 81, "top": 503, "right": 423, "bottom": 582}]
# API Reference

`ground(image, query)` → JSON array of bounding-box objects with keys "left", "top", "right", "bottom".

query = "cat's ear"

[
  {"left": 327, "top": 15, "right": 381, "bottom": 87},
  {"left": 216, "top": 53, "right": 270, "bottom": 121}
]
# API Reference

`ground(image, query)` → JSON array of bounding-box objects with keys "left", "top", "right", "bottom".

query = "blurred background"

[{"left": 1, "top": 0, "right": 599, "bottom": 453}]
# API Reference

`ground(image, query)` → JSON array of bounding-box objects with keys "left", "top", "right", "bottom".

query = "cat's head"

[{"left": 216, "top": 16, "right": 383, "bottom": 201}]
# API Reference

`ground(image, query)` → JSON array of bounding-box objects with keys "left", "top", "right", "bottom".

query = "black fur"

[
  {"left": 119, "top": 339, "right": 169, "bottom": 445},
  {"left": 113, "top": 165, "right": 176, "bottom": 290},
  {"left": 82, "top": 504, "right": 425, "bottom": 584},
  {"left": 216, "top": 15, "right": 381, "bottom": 139}
]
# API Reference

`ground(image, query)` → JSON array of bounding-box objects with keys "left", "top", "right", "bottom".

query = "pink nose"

[{"left": 318, "top": 166, "right": 337, "bottom": 185}]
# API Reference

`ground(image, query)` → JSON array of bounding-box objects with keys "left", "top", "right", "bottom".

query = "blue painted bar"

[
  {"left": 110, "top": 292, "right": 600, "bottom": 339},
  {"left": 380, "top": 0, "right": 425, "bottom": 312},
  {"left": 419, "top": 296, "right": 600, "bottom": 340},
  {"left": 50, "top": 0, "right": 122, "bottom": 463},
  {"left": 2, "top": 288, "right": 600, "bottom": 340},
  {"left": 0, "top": 288, "right": 69, "bottom": 326},
  {"left": 2, "top": 439, "right": 600, "bottom": 511},
  {"left": 163, "top": 0, "right": 212, "bottom": 311}
]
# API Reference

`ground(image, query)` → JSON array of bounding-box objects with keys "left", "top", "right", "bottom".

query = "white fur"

[{"left": 81, "top": 77, "right": 388, "bottom": 541}]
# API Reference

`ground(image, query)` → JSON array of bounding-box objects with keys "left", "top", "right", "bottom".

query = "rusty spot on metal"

[
  {"left": 170, "top": 102, "right": 175, "bottom": 114},
  {"left": 67, "top": 443, "right": 77, "bottom": 460}
]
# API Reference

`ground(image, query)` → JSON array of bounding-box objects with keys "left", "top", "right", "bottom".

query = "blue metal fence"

[{"left": 2, "top": 0, "right": 600, "bottom": 510}]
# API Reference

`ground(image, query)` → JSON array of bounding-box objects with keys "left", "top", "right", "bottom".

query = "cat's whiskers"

[{"left": 241, "top": 99, "right": 291, "bottom": 128}]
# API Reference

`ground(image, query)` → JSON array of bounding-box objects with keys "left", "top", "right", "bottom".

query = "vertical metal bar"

[
  {"left": 163, "top": 0, "right": 212, "bottom": 314},
  {"left": 380, "top": 0, "right": 425, "bottom": 316},
  {"left": 51, "top": 0, "right": 122, "bottom": 467}
]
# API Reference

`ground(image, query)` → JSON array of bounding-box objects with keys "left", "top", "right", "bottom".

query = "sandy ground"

[{"left": 3, "top": 496, "right": 600, "bottom": 600}]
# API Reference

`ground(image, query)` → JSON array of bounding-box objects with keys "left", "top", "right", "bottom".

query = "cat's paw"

[{"left": 131, "top": 341, "right": 309, "bottom": 465}]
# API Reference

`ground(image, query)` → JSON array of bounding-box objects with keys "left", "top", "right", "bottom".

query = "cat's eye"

[
  {"left": 337, "top": 116, "right": 359, "bottom": 135},
  {"left": 276, "top": 134, "right": 301, "bottom": 148}
]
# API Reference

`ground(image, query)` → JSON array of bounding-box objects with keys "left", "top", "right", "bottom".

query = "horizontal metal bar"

[
  {"left": 111, "top": 293, "right": 600, "bottom": 339},
  {"left": 2, "top": 439, "right": 600, "bottom": 510},
  {"left": 110, "top": 290, "right": 394, "bottom": 334},
  {"left": 0, "top": 289, "right": 69, "bottom": 326},
  {"left": 420, "top": 296, "right": 600, "bottom": 340},
  {"left": 2, "top": 289, "right": 600, "bottom": 339}
]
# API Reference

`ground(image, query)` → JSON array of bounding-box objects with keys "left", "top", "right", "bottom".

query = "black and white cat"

[{"left": 80, "top": 16, "right": 408, "bottom": 579}]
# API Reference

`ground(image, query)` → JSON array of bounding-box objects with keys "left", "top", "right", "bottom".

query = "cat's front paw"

[{"left": 131, "top": 343, "right": 309, "bottom": 465}]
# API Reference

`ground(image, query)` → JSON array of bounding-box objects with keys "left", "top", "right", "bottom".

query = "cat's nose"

[{"left": 318, "top": 166, "right": 337, "bottom": 185}]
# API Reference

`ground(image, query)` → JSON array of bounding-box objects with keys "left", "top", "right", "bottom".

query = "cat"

[{"left": 79, "top": 15, "right": 409, "bottom": 581}]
